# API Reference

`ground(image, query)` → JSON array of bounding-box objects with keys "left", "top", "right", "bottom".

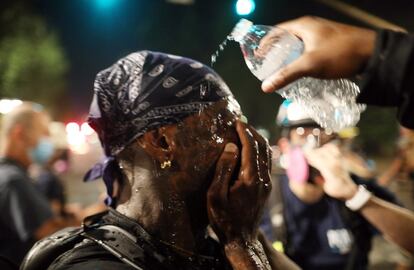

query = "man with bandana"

[
  {"left": 0, "top": 103, "right": 78, "bottom": 268},
  {"left": 21, "top": 51, "right": 299, "bottom": 270}
]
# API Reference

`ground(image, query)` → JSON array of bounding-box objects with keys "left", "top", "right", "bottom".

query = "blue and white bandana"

[{"left": 84, "top": 51, "right": 236, "bottom": 205}]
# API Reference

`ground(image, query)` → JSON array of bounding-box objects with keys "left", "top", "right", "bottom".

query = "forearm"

[
  {"left": 360, "top": 196, "right": 414, "bottom": 254},
  {"left": 357, "top": 30, "right": 414, "bottom": 129},
  {"left": 224, "top": 236, "right": 300, "bottom": 270},
  {"left": 224, "top": 239, "right": 271, "bottom": 270}
]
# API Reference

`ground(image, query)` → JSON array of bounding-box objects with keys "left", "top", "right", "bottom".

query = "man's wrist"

[{"left": 224, "top": 238, "right": 270, "bottom": 270}]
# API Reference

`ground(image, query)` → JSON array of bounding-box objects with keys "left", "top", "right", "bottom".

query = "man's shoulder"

[
  {"left": 0, "top": 163, "right": 29, "bottom": 189},
  {"left": 48, "top": 240, "right": 137, "bottom": 270},
  {"left": 22, "top": 227, "right": 139, "bottom": 270}
]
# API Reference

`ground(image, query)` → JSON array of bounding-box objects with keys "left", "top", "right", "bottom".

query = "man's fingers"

[
  {"left": 207, "top": 143, "right": 239, "bottom": 206},
  {"left": 261, "top": 53, "right": 315, "bottom": 93},
  {"left": 304, "top": 148, "right": 326, "bottom": 170},
  {"left": 247, "top": 127, "right": 272, "bottom": 184},
  {"left": 236, "top": 122, "right": 258, "bottom": 179}
]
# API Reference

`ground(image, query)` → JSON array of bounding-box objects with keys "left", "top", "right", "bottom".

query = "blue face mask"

[{"left": 29, "top": 138, "right": 55, "bottom": 165}]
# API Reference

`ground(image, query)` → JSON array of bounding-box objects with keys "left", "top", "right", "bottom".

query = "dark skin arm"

[{"left": 207, "top": 121, "right": 299, "bottom": 270}]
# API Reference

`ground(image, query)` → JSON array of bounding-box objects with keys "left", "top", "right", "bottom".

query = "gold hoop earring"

[{"left": 160, "top": 160, "right": 171, "bottom": 169}]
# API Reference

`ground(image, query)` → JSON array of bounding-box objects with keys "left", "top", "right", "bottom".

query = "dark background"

[{"left": 1, "top": 0, "right": 413, "bottom": 154}]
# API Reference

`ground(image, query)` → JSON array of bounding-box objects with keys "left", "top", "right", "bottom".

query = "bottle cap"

[{"left": 230, "top": 19, "right": 253, "bottom": 43}]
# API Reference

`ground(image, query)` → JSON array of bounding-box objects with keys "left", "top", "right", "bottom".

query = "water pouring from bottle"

[{"left": 212, "top": 19, "right": 366, "bottom": 132}]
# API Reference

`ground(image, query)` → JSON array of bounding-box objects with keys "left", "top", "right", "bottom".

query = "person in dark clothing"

[
  {"left": 260, "top": 16, "right": 414, "bottom": 130},
  {"left": 35, "top": 152, "right": 66, "bottom": 216},
  {"left": 21, "top": 51, "right": 299, "bottom": 270},
  {"left": 261, "top": 101, "right": 398, "bottom": 270},
  {"left": 258, "top": 16, "right": 414, "bottom": 255},
  {"left": 0, "top": 103, "right": 77, "bottom": 267}
]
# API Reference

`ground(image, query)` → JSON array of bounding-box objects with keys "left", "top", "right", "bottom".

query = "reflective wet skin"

[{"left": 114, "top": 98, "right": 273, "bottom": 268}]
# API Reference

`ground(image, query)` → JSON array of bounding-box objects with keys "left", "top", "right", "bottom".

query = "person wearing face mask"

[
  {"left": 33, "top": 122, "right": 107, "bottom": 220},
  {"left": 261, "top": 100, "right": 398, "bottom": 270},
  {"left": 0, "top": 103, "right": 78, "bottom": 268}
]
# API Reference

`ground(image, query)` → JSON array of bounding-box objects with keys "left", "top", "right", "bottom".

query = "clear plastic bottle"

[{"left": 229, "top": 19, "right": 366, "bottom": 132}]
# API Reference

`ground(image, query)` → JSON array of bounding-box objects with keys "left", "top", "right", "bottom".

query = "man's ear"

[{"left": 137, "top": 127, "right": 174, "bottom": 163}]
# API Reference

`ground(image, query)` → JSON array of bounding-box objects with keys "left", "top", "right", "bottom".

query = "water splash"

[{"left": 211, "top": 37, "right": 230, "bottom": 67}]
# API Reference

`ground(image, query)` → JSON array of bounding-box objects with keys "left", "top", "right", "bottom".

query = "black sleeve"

[
  {"left": 1, "top": 178, "right": 53, "bottom": 241},
  {"left": 357, "top": 29, "right": 414, "bottom": 129},
  {"left": 36, "top": 172, "right": 65, "bottom": 202}
]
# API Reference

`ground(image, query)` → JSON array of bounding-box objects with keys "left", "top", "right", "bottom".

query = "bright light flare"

[
  {"left": 81, "top": 122, "right": 95, "bottom": 136},
  {"left": 66, "top": 122, "right": 80, "bottom": 134},
  {"left": 0, "top": 99, "right": 23, "bottom": 114},
  {"left": 236, "top": 0, "right": 256, "bottom": 16},
  {"left": 66, "top": 122, "right": 90, "bottom": 155},
  {"left": 94, "top": 0, "right": 117, "bottom": 10}
]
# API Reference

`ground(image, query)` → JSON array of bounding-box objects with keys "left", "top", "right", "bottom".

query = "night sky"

[{"left": 3, "top": 0, "right": 414, "bottom": 132}]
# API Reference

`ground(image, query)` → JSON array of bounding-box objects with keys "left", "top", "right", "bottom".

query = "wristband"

[{"left": 345, "top": 185, "right": 372, "bottom": 211}]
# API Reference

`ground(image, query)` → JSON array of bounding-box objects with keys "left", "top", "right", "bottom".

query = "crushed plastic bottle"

[{"left": 229, "top": 19, "right": 366, "bottom": 132}]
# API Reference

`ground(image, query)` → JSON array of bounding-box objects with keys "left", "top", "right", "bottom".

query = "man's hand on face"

[
  {"left": 304, "top": 143, "right": 358, "bottom": 201},
  {"left": 207, "top": 121, "right": 272, "bottom": 245}
]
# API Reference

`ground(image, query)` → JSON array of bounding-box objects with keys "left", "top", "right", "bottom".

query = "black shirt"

[
  {"left": 35, "top": 170, "right": 65, "bottom": 215},
  {"left": 0, "top": 158, "right": 53, "bottom": 266},
  {"left": 357, "top": 29, "right": 414, "bottom": 129}
]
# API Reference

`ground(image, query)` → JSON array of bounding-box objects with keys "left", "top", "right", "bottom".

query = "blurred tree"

[{"left": 0, "top": 3, "right": 69, "bottom": 116}]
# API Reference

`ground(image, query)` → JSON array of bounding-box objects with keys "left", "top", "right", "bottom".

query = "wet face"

[{"left": 166, "top": 99, "right": 242, "bottom": 194}]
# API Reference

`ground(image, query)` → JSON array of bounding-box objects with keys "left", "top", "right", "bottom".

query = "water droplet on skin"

[{"left": 193, "top": 165, "right": 200, "bottom": 172}]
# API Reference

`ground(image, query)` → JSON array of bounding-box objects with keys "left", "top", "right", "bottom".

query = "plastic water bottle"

[{"left": 229, "top": 19, "right": 366, "bottom": 132}]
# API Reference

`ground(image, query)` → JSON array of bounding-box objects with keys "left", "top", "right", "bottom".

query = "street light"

[
  {"left": 236, "top": 0, "right": 256, "bottom": 16},
  {"left": 94, "top": 0, "right": 118, "bottom": 10}
]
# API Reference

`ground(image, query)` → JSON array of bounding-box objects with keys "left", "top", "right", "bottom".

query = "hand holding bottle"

[
  {"left": 230, "top": 17, "right": 367, "bottom": 131},
  {"left": 261, "top": 16, "right": 376, "bottom": 93}
]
